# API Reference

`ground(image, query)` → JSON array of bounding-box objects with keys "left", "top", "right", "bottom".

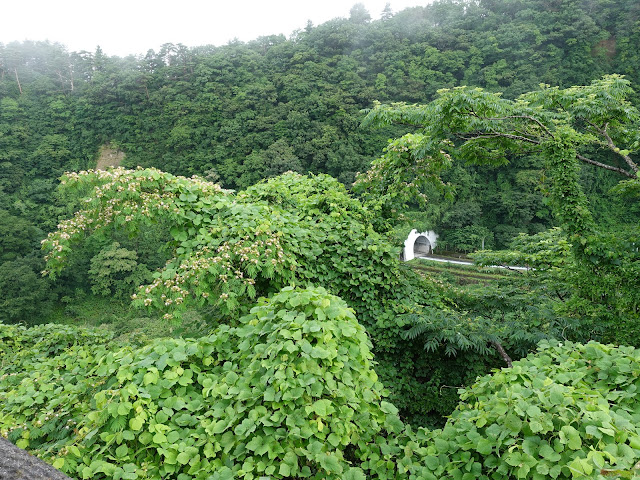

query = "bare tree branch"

[
  {"left": 492, "top": 115, "right": 554, "bottom": 138},
  {"left": 583, "top": 121, "right": 639, "bottom": 174},
  {"left": 489, "top": 340, "right": 513, "bottom": 368},
  {"left": 602, "top": 124, "right": 638, "bottom": 173},
  {"left": 459, "top": 130, "right": 637, "bottom": 179},
  {"left": 576, "top": 154, "right": 637, "bottom": 178},
  {"left": 14, "top": 68, "right": 22, "bottom": 94},
  {"left": 462, "top": 132, "right": 542, "bottom": 145}
]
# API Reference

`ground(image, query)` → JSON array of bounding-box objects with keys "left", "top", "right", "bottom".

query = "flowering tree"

[
  {"left": 42, "top": 168, "right": 301, "bottom": 320},
  {"left": 42, "top": 168, "right": 406, "bottom": 323}
]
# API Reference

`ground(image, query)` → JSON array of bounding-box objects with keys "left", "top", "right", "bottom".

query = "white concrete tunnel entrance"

[
  {"left": 401, "top": 230, "right": 438, "bottom": 261},
  {"left": 413, "top": 235, "right": 432, "bottom": 257}
]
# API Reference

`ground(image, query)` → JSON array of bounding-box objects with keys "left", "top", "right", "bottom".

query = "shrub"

[
  {"left": 88, "top": 242, "right": 152, "bottom": 299},
  {"left": 424, "top": 340, "right": 640, "bottom": 479},
  {"left": 0, "top": 287, "right": 421, "bottom": 479},
  {"left": 4, "top": 308, "right": 640, "bottom": 479}
]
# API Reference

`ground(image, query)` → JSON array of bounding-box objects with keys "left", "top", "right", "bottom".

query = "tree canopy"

[
  {"left": 2, "top": 2, "right": 640, "bottom": 477},
  {"left": 359, "top": 74, "right": 639, "bottom": 203},
  {"left": 360, "top": 74, "right": 640, "bottom": 340}
]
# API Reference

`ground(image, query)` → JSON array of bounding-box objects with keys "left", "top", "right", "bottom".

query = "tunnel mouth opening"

[{"left": 413, "top": 235, "right": 432, "bottom": 258}]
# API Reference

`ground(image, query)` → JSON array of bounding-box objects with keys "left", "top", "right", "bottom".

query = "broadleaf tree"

[
  {"left": 44, "top": 166, "right": 532, "bottom": 424},
  {"left": 358, "top": 74, "right": 640, "bottom": 340}
]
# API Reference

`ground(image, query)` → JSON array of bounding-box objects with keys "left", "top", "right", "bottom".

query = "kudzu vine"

[{"left": 3, "top": 296, "right": 640, "bottom": 479}]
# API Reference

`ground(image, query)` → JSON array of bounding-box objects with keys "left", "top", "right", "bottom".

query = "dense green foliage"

[
  {"left": 3, "top": 1, "right": 640, "bottom": 478},
  {"left": 424, "top": 340, "right": 640, "bottom": 479},
  {"left": 41, "top": 166, "right": 485, "bottom": 426},
  {"left": 4, "top": 313, "right": 640, "bottom": 479},
  {"left": 473, "top": 225, "right": 640, "bottom": 345},
  {"left": 0, "top": 0, "right": 638, "bottom": 323},
  {"left": 42, "top": 168, "right": 406, "bottom": 322},
  {"left": 0, "top": 288, "right": 422, "bottom": 480},
  {"left": 360, "top": 74, "right": 640, "bottom": 344},
  {"left": 88, "top": 243, "right": 152, "bottom": 299},
  {"left": 1, "top": 0, "right": 639, "bottom": 273}
]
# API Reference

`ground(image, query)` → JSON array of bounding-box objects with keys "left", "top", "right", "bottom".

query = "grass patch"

[
  {"left": 40, "top": 294, "right": 210, "bottom": 343},
  {"left": 408, "top": 258, "right": 519, "bottom": 285}
]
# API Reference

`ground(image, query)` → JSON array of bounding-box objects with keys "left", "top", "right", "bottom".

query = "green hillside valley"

[{"left": 1, "top": 0, "right": 640, "bottom": 478}]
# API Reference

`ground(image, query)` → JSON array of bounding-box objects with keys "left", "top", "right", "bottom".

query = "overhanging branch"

[
  {"left": 489, "top": 340, "right": 513, "bottom": 368},
  {"left": 462, "top": 132, "right": 541, "bottom": 145},
  {"left": 583, "top": 120, "right": 638, "bottom": 174},
  {"left": 482, "top": 114, "right": 555, "bottom": 139},
  {"left": 576, "top": 154, "right": 637, "bottom": 178}
]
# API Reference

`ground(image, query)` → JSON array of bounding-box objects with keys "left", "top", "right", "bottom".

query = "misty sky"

[{"left": 2, "top": 0, "right": 428, "bottom": 57}]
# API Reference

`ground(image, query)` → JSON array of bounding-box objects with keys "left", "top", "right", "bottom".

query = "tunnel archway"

[
  {"left": 413, "top": 235, "right": 432, "bottom": 257},
  {"left": 402, "top": 229, "right": 438, "bottom": 261}
]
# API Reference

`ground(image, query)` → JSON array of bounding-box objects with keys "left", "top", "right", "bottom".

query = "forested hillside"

[
  {"left": 0, "top": 0, "right": 638, "bottom": 395},
  {"left": 1, "top": 0, "right": 638, "bottom": 327},
  {"left": 2, "top": 1, "right": 640, "bottom": 478}
]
